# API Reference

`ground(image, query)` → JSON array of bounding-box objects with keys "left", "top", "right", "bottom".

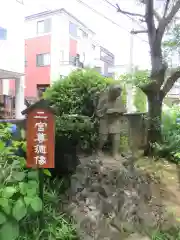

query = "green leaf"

[
  {"left": 0, "top": 141, "right": 5, "bottom": 151},
  {"left": 0, "top": 220, "right": 19, "bottom": 240},
  {"left": 12, "top": 198, "right": 27, "bottom": 221},
  {"left": 11, "top": 160, "right": 20, "bottom": 168},
  {"left": 12, "top": 172, "right": 25, "bottom": 181},
  {"left": 28, "top": 180, "right": 38, "bottom": 188},
  {"left": 26, "top": 188, "right": 37, "bottom": 197},
  {"left": 0, "top": 212, "right": 7, "bottom": 225},
  {"left": 2, "top": 187, "right": 16, "bottom": 198},
  {"left": 26, "top": 180, "right": 38, "bottom": 197},
  {"left": 19, "top": 182, "right": 27, "bottom": 195},
  {"left": 23, "top": 197, "right": 32, "bottom": 206},
  {"left": 0, "top": 198, "right": 11, "bottom": 215},
  {"left": 21, "top": 129, "right": 25, "bottom": 139},
  {"left": 19, "top": 158, "right": 26, "bottom": 167},
  {"left": 43, "top": 169, "right": 52, "bottom": 177},
  {"left": 30, "top": 197, "right": 42, "bottom": 212},
  {"left": 28, "top": 171, "right": 38, "bottom": 180}
]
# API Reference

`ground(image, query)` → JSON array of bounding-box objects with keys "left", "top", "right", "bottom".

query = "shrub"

[
  {"left": 0, "top": 124, "right": 77, "bottom": 240},
  {"left": 44, "top": 69, "right": 113, "bottom": 151},
  {"left": 153, "top": 105, "right": 180, "bottom": 162},
  {"left": 0, "top": 125, "right": 42, "bottom": 240},
  {"left": 134, "top": 87, "right": 147, "bottom": 112}
]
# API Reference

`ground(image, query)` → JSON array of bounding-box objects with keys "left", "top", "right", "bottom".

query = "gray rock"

[
  {"left": 70, "top": 176, "right": 84, "bottom": 194},
  {"left": 100, "top": 197, "right": 114, "bottom": 216},
  {"left": 125, "top": 233, "right": 150, "bottom": 240},
  {"left": 65, "top": 154, "right": 168, "bottom": 239}
]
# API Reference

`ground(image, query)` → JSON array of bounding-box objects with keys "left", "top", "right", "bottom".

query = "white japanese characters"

[{"left": 34, "top": 120, "right": 47, "bottom": 166}]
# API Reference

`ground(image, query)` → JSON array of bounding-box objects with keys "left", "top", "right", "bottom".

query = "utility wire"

[
  {"left": 23, "top": 0, "right": 148, "bottom": 45},
  {"left": 74, "top": 0, "right": 149, "bottom": 44},
  {"left": 102, "top": 0, "right": 147, "bottom": 31}
]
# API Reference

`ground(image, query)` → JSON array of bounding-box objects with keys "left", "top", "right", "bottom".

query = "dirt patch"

[{"left": 136, "top": 157, "right": 180, "bottom": 222}]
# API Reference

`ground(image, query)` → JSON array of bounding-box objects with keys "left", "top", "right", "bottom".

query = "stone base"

[{"left": 62, "top": 154, "right": 171, "bottom": 239}]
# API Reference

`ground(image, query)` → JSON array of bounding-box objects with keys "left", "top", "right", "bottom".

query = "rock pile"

[{"left": 66, "top": 155, "right": 169, "bottom": 240}]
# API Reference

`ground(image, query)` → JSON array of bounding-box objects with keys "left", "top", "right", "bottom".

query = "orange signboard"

[{"left": 26, "top": 107, "right": 55, "bottom": 168}]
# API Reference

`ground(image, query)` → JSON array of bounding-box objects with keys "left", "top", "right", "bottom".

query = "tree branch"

[
  {"left": 163, "top": 0, "right": 170, "bottom": 18},
  {"left": 145, "top": 0, "right": 156, "bottom": 48},
  {"left": 131, "top": 30, "right": 148, "bottom": 34},
  {"left": 162, "top": 69, "right": 180, "bottom": 96},
  {"left": 140, "top": 0, "right": 161, "bottom": 21},
  {"left": 116, "top": 4, "right": 145, "bottom": 18},
  {"left": 165, "top": 0, "right": 180, "bottom": 25},
  {"left": 153, "top": 10, "right": 161, "bottom": 22},
  {"left": 158, "top": 0, "right": 180, "bottom": 35}
]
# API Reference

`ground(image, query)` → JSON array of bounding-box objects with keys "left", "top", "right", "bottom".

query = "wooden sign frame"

[{"left": 22, "top": 99, "right": 55, "bottom": 169}]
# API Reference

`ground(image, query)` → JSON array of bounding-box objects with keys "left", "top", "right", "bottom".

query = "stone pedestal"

[{"left": 124, "top": 112, "right": 147, "bottom": 150}]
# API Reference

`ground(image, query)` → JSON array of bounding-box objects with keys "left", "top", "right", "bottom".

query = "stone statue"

[{"left": 96, "top": 85, "right": 126, "bottom": 159}]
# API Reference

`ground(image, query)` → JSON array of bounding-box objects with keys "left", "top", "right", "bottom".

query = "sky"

[{"left": 23, "top": 0, "right": 151, "bottom": 69}]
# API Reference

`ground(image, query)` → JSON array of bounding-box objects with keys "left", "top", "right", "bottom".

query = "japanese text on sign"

[
  {"left": 34, "top": 120, "right": 47, "bottom": 166},
  {"left": 26, "top": 104, "right": 55, "bottom": 169}
]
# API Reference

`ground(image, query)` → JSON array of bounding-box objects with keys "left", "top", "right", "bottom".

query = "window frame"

[
  {"left": 69, "top": 21, "right": 77, "bottom": 37},
  {"left": 37, "top": 18, "right": 51, "bottom": 35},
  {"left": 36, "top": 53, "right": 50, "bottom": 67}
]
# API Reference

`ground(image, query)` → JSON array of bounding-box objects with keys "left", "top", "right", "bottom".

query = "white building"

[
  {"left": 0, "top": 0, "right": 25, "bottom": 118},
  {"left": 24, "top": 8, "right": 115, "bottom": 99}
]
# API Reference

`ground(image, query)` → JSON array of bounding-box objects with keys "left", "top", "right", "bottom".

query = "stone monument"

[{"left": 96, "top": 84, "right": 126, "bottom": 159}]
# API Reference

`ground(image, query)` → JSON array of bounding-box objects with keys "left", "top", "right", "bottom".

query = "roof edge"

[{"left": 25, "top": 8, "right": 95, "bottom": 34}]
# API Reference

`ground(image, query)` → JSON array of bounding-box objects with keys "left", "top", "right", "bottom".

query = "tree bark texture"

[{"left": 144, "top": 90, "right": 163, "bottom": 156}]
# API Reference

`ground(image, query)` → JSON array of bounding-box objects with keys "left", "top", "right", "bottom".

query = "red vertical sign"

[{"left": 26, "top": 108, "right": 55, "bottom": 168}]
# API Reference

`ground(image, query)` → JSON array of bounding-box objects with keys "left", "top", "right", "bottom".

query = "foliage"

[
  {"left": 119, "top": 69, "right": 150, "bottom": 88},
  {"left": 0, "top": 126, "right": 42, "bottom": 240},
  {"left": 119, "top": 70, "right": 148, "bottom": 112},
  {"left": 19, "top": 179, "right": 77, "bottom": 240},
  {"left": 44, "top": 69, "right": 113, "bottom": 151},
  {"left": 0, "top": 124, "right": 77, "bottom": 239},
  {"left": 163, "top": 23, "right": 180, "bottom": 65},
  {"left": 121, "top": 84, "right": 127, "bottom": 107},
  {"left": 134, "top": 87, "right": 147, "bottom": 112},
  {"left": 152, "top": 105, "right": 180, "bottom": 162},
  {"left": 150, "top": 227, "right": 180, "bottom": 240}
]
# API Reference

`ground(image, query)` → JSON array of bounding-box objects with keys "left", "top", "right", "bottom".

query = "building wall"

[
  {"left": 0, "top": 0, "right": 25, "bottom": 95},
  {"left": 25, "top": 35, "right": 51, "bottom": 97},
  {"left": 24, "top": 9, "right": 114, "bottom": 98},
  {"left": 0, "top": 0, "right": 24, "bottom": 73}
]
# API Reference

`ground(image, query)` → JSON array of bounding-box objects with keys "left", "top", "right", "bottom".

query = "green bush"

[
  {"left": 0, "top": 125, "right": 43, "bottom": 240},
  {"left": 0, "top": 124, "right": 77, "bottom": 239},
  {"left": 134, "top": 87, "right": 147, "bottom": 112},
  {"left": 153, "top": 105, "right": 180, "bottom": 162},
  {"left": 44, "top": 69, "right": 113, "bottom": 151}
]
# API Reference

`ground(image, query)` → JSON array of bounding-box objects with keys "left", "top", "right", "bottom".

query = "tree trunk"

[{"left": 144, "top": 90, "right": 163, "bottom": 156}]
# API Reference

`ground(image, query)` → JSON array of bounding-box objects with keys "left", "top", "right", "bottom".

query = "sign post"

[{"left": 22, "top": 99, "right": 55, "bottom": 229}]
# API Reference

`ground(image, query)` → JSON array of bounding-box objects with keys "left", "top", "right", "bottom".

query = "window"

[
  {"left": 0, "top": 27, "right": 7, "bottom": 40},
  {"left": 37, "top": 19, "right": 51, "bottom": 34},
  {"left": 69, "top": 22, "right": 77, "bottom": 37},
  {"left": 36, "top": 53, "right": 50, "bottom": 66},
  {"left": 37, "top": 84, "right": 50, "bottom": 98}
]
